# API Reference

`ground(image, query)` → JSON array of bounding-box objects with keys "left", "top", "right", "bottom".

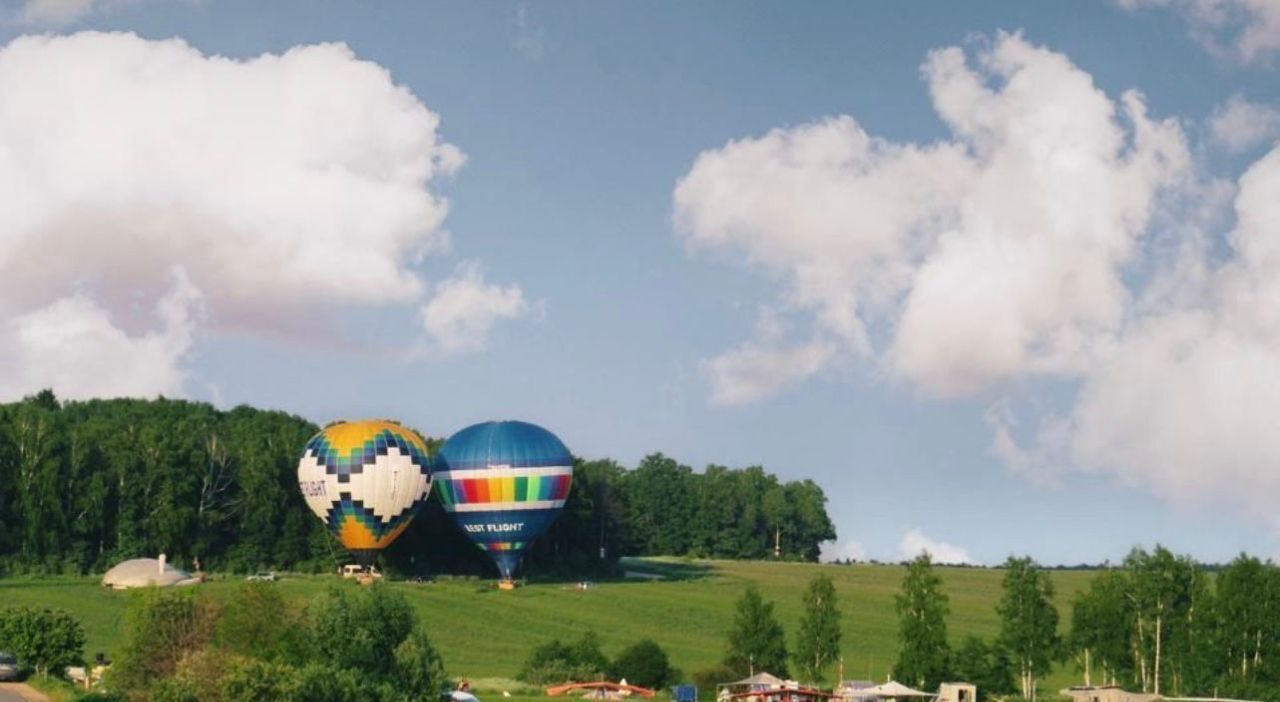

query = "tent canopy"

[
  {"left": 725, "top": 673, "right": 786, "bottom": 688},
  {"left": 856, "top": 682, "right": 932, "bottom": 698}
]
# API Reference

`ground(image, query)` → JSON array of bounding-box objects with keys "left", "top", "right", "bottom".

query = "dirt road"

[{"left": 0, "top": 683, "right": 50, "bottom": 702}]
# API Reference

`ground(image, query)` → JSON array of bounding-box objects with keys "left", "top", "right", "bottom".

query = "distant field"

[{"left": 0, "top": 559, "right": 1098, "bottom": 696}]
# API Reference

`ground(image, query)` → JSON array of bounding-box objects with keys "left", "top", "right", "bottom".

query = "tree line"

[
  {"left": 695, "top": 547, "right": 1279, "bottom": 702},
  {"left": 892, "top": 548, "right": 1280, "bottom": 702},
  {"left": 0, "top": 392, "right": 835, "bottom": 577}
]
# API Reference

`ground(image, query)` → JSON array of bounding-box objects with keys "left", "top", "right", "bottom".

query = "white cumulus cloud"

[
  {"left": 0, "top": 31, "right": 518, "bottom": 401},
  {"left": 1210, "top": 95, "right": 1280, "bottom": 153},
  {"left": 19, "top": 0, "right": 103, "bottom": 26},
  {"left": 1028, "top": 144, "right": 1280, "bottom": 518},
  {"left": 1116, "top": 0, "right": 1280, "bottom": 64},
  {"left": 420, "top": 263, "right": 529, "bottom": 355},
  {"left": 897, "top": 529, "right": 975, "bottom": 565},
  {"left": 0, "top": 269, "right": 202, "bottom": 400},
  {"left": 677, "top": 32, "right": 1189, "bottom": 399},
  {"left": 676, "top": 31, "right": 1280, "bottom": 536},
  {"left": 704, "top": 310, "right": 835, "bottom": 406}
]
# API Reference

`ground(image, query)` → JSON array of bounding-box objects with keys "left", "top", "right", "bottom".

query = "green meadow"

[{"left": 0, "top": 558, "right": 1098, "bottom": 696}]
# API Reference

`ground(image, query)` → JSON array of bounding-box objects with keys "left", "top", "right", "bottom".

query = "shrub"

[
  {"left": 305, "top": 584, "right": 414, "bottom": 677},
  {"left": 611, "top": 639, "right": 677, "bottom": 689},
  {"left": 293, "top": 664, "right": 363, "bottom": 702},
  {"left": 68, "top": 694, "right": 130, "bottom": 702},
  {"left": 0, "top": 606, "right": 85, "bottom": 678},
  {"left": 107, "top": 589, "right": 219, "bottom": 697},
  {"left": 692, "top": 664, "right": 736, "bottom": 691},
  {"left": 149, "top": 676, "right": 200, "bottom": 702},
  {"left": 216, "top": 581, "right": 301, "bottom": 662},
  {"left": 394, "top": 628, "right": 450, "bottom": 698},
  {"left": 220, "top": 658, "right": 300, "bottom": 702},
  {"left": 519, "top": 631, "right": 610, "bottom": 684},
  {"left": 951, "top": 636, "right": 1016, "bottom": 701}
]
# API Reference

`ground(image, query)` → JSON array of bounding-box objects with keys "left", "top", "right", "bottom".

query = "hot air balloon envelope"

[
  {"left": 435, "top": 420, "right": 572, "bottom": 581},
  {"left": 296, "top": 419, "right": 433, "bottom": 566}
]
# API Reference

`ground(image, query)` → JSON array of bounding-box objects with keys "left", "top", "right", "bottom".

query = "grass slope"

[{"left": 0, "top": 559, "right": 1098, "bottom": 695}]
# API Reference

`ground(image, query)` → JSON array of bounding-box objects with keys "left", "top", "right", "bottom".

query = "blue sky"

[{"left": 1, "top": 1, "right": 1278, "bottom": 565}]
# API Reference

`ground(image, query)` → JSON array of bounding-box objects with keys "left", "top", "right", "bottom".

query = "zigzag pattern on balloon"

[
  {"left": 325, "top": 491, "right": 424, "bottom": 547},
  {"left": 302, "top": 427, "right": 430, "bottom": 484},
  {"left": 296, "top": 419, "right": 434, "bottom": 559}
]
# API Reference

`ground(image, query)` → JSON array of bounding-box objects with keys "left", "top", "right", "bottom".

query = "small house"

[{"left": 936, "top": 683, "right": 976, "bottom": 702}]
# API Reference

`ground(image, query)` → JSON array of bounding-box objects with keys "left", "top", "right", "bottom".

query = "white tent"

[
  {"left": 726, "top": 673, "right": 786, "bottom": 688},
  {"left": 102, "top": 555, "right": 198, "bottom": 589},
  {"left": 856, "top": 682, "right": 933, "bottom": 698}
]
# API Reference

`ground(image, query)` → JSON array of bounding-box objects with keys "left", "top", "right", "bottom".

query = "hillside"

[{"left": 0, "top": 558, "right": 1098, "bottom": 694}]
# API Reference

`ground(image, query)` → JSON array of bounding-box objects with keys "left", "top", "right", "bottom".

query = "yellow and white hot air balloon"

[{"left": 296, "top": 419, "right": 433, "bottom": 567}]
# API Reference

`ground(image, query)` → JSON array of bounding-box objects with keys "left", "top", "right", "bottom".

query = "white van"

[{"left": 339, "top": 564, "right": 382, "bottom": 581}]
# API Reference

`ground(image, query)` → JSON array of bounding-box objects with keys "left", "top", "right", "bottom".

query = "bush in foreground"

[
  {"left": 519, "top": 631, "right": 610, "bottom": 684},
  {"left": 106, "top": 582, "right": 449, "bottom": 702},
  {"left": 0, "top": 606, "right": 86, "bottom": 678},
  {"left": 611, "top": 639, "right": 677, "bottom": 689}
]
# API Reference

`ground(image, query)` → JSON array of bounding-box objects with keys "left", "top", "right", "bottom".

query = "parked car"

[
  {"left": 246, "top": 571, "right": 277, "bottom": 582},
  {"left": 0, "top": 651, "right": 20, "bottom": 681}
]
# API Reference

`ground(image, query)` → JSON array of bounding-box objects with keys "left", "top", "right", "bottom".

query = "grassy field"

[{"left": 0, "top": 558, "right": 1098, "bottom": 697}]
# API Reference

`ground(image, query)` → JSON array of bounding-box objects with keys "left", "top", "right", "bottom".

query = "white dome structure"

[{"left": 102, "top": 555, "right": 197, "bottom": 589}]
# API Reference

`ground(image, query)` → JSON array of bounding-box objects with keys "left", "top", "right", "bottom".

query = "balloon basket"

[{"left": 498, "top": 579, "right": 517, "bottom": 591}]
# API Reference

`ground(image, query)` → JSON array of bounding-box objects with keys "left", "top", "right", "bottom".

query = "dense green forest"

[{"left": 0, "top": 391, "right": 835, "bottom": 576}]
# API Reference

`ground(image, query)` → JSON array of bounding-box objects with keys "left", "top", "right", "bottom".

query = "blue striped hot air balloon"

[{"left": 434, "top": 421, "right": 573, "bottom": 586}]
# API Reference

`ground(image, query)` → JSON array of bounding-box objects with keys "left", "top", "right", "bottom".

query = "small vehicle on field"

[
  {"left": 0, "top": 651, "right": 20, "bottom": 681},
  {"left": 246, "top": 571, "right": 277, "bottom": 582},
  {"left": 339, "top": 564, "right": 383, "bottom": 584}
]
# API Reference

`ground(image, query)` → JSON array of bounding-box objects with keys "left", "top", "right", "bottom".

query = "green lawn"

[{"left": 0, "top": 558, "right": 1098, "bottom": 697}]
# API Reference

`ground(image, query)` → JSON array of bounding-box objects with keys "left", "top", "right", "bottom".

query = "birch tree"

[
  {"left": 997, "top": 557, "right": 1059, "bottom": 701},
  {"left": 1125, "top": 546, "right": 1198, "bottom": 696},
  {"left": 795, "top": 573, "right": 842, "bottom": 683},
  {"left": 1069, "top": 568, "right": 1133, "bottom": 687},
  {"left": 894, "top": 553, "right": 951, "bottom": 690}
]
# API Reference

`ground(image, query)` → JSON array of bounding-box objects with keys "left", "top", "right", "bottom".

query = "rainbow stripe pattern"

[{"left": 435, "top": 469, "right": 572, "bottom": 508}]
